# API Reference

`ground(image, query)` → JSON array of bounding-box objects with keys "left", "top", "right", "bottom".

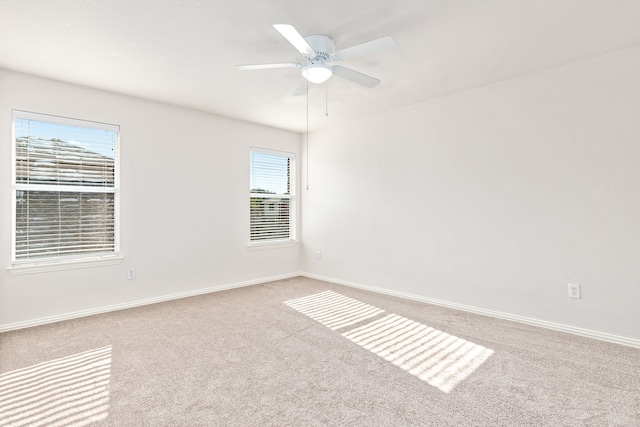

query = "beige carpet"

[{"left": 1, "top": 276, "right": 639, "bottom": 426}]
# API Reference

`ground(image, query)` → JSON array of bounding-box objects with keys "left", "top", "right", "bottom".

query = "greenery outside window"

[{"left": 249, "top": 147, "right": 296, "bottom": 245}]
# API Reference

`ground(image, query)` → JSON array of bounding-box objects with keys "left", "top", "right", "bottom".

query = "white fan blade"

[
  {"left": 332, "top": 66, "right": 380, "bottom": 88},
  {"left": 273, "top": 24, "right": 315, "bottom": 56},
  {"left": 293, "top": 79, "right": 308, "bottom": 96},
  {"left": 236, "top": 62, "right": 301, "bottom": 70},
  {"left": 333, "top": 36, "right": 397, "bottom": 61}
]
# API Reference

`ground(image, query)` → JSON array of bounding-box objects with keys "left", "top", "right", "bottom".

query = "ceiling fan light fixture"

[{"left": 302, "top": 63, "right": 333, "bottom": 84}]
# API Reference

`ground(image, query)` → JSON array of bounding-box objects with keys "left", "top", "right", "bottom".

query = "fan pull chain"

[
  {"left": 306, "top": 78, "right": 310, "bottom": 191},
  {"left": 325, "top": 81, "right": 329, "bottom": 117}
]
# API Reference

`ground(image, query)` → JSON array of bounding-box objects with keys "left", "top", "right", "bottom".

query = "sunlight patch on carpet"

[
  {"left": 284, "top": 290, "right": 385, "bottom": 330},
  {"left": 285, "top": 292, "right": 494, "bottom": 393},
  {"left": 0, "top": 346, "right": 112, "bottom": 427},
  {"left": 343, "top": 314, "right": 494, "bottom": 393}
]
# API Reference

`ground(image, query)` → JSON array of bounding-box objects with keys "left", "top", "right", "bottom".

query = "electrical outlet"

[
  {"left": 128, "top": 268, "right": 136, "bottom": 280},
  {"left": 568, "top": 283, "right": 580, "bottom": 299},
  {"left": 316, "top": 251, "right": 322, "bottom": 260}
]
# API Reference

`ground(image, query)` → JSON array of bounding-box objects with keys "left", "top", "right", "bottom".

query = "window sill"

[
  {"left": 7, "top": 256, "right": 124, "bottom": 275},
  {"left": 248, "top": 240, "right": 299, "bottom": 250}
]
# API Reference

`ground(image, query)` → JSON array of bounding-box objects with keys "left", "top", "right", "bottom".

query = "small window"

[
  {"left": 249, "top": 147, "right": 296, "bottom": 244},
  {"left": 11, "top": 111, "right": 120, "bottom": 266}
]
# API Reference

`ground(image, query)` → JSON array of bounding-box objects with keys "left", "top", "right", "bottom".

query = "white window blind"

[
  {"left": 250, "top": 148, "right": 295, "bottom": 243},
  {"left": 12, "top": 111, "right": 119, "bottom": 264}
]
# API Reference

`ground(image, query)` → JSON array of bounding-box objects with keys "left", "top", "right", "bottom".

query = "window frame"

[
  {"left": 249, "top": 146, "right": 297, "bottom": 247},
  {"left": 8, "top": 110, "right": 122, "bottom": 274}
]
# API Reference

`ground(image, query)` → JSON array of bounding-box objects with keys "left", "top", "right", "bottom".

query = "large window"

[
  {"left": 249, "top": 147, "right": 296, "bottom": 244},
  {"left": 11, "top": 111, "right": 120, "bottom": 267}
]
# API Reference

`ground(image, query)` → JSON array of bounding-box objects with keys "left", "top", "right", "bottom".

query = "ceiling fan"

[{"left": 237, "top": 24, "right": 397, "bottom": 95}]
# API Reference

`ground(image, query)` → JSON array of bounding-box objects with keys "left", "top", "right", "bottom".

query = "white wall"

[
  {"left": 2, "top": 45, "right": 639, "bottom": 342},
  {"left": 301, "top": 46, "right": 640, "bottom": 341},
  {"left": 0, "top": 69, "right": 301, "bottom": 327}
]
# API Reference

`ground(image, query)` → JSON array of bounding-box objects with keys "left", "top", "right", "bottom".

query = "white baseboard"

[
  {"left": 302, "top": 272, "right": 640, "bottom": 349},
  {"left": 0, "top": 272, "right": 302, "bottom": 333}
]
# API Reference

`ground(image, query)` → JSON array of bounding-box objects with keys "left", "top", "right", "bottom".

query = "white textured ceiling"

[{"left": 2, "top": 1, "right": 640, "bottom": 133}]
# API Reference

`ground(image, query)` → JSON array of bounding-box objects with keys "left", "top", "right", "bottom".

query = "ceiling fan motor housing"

[{"left": 304, "top": 35, "right": 336, "bottom": 64}]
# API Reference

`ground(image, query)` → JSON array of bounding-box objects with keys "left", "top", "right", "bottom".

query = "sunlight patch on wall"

[
  {"left": 285, "top": 292, "right": 493, "bottom": 393},
  {"left": 0, "top": 346, "right": 112, "bottom": 427},
  {"left": 284, "top": 290, "right": 385, "bottom": 330}
]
